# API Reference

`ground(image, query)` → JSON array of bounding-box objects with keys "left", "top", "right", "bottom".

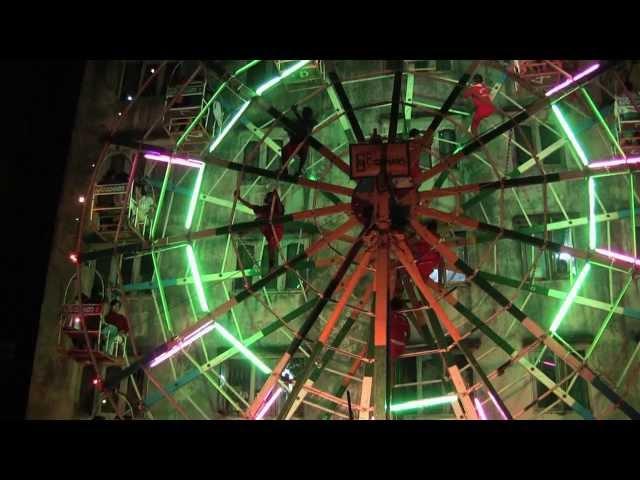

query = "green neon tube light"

[
  {"left": 552, "top": 102, "right": 597, "bottom": 247},
  {"left": 549, "top": 263, "right": 591, "bottom": 333},
  {"left": 551, "top": 104, "right": 588, "bottom": 166},
  {"left": 186, "top": 245, "right": 209, "bottom": 312},
  {"left": 589, "top": 178, "right": 597, "bottom": 249},
  {"left": 580, "top": 89, "right": 626, "bottom": 158},
  {"left": 214, "top": 323, "right": 271, "bottom": 374},
  {"left": 390, "top": 394, "right": 458, "bottom": 413},
  {"left": 209, "top": 100, "right": 251, "bottom": 153},
  {"left": 255, "top": 60, "right": 311, "bottom": 95},
  {"left": 236, "top": 59, "right": 261, "bottom": 76},
  {"left": 177, "top": 60, "right": 260, "bottom": 148},
  {"left": 185, "top": 166, "right": 204, "bottom": 230}
]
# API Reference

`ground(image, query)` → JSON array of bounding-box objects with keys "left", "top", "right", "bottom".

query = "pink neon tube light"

[
  {"left": 589, "top": 157, "right": 640, "bottom": 169},
  {"left": 255, "top": 388, "right": 284, "bottom": 420},
  {"left": 488, "top": 392, "right": 508, "bottom": 420},
  {"left": 595, "top": 248, "right": 640, "bottom": 267},
  {"left": 473, "top": 398, "right": 488, "bottom": 420},
  {"left": 150, "top": 322, "right": 216, "bottom": 368},
  {"left": 545, "top": 63, "right": 600, "bottom": 97},
  {"left": 144, "top": 152, "right": 204, "bottom": 169}
]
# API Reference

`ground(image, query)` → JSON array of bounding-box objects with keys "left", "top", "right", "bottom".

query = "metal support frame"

[{"left": 410, "top": 218, "right": 640, "bottom": 419}]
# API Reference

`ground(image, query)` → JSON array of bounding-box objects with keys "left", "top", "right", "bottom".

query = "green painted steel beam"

[
  {"left": 404, "top": 70, "right": 415, "bottom": 134},
  {"left": 463, "top": 108, "right": 613, "bottom": 210},
  {"left": 144, "top": 298, "right": 318, "bottom": 408},
  {"left": 326, "top": 78, "right": 357, "bottom": 143},
  {"left": 123, "top": 271, "right": 260, "bottom": 292},
  {"left": 516, "top": 209, "right": 633, "bottom": 234},
  {"left": 151, "top": 250, "right": 174, "bottom": 334},
  {"left": 477, "top": 270, "right": 640, "bottom": 320}
]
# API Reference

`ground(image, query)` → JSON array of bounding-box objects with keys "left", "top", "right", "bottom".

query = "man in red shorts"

[
  {"left": 237, "top": 189, "right": 285, "bottom": 269},
  {"left": 463, "top": 74, "right": 496, "bottom": 136}
]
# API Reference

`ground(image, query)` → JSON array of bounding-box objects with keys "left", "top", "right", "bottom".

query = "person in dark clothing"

[
  {"left": 281, "top": 105, "right": 316, "bottom": 177},
  {"left": 236, "top": 189, "right": 285, "bottom": 270},
  {"left": 369, "top": 128, "right": 383, "bottom": 144}
]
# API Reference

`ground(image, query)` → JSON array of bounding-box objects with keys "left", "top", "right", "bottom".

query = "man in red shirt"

[
  {"left": 103, "top": 300, "right": 129, "bottom": 356},
  {"left": 463, "top": 74, "right": 496, "bottom": 136},
  {"left": 237, "top": 190, "right": 285, "bottom": 270}
]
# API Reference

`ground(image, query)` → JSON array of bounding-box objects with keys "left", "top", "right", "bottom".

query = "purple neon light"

[
  {"left": 183, "top": 321, "right": 215, "bottom": 343},
  {"left": 545, "top": 63, "right": 600, "bottom": 97},
  {"left": 144, "top": 152, "right": 204, "bottom": 169},
  {"left": 149, "top": 322, "right": 216, "bottom": 368},
  {"left": 488, "top": 392, "right": 508, "bottom": 420},
  {"left": 543, "top": 360, "right": 557, "bottom": 367},
  {"left": 256, "top": 387, "right": 284, "bottom": 420},
  {"left": 595, "top": 248, "right": 640, "bottom": 266},
  {"left": 589, "top": 157, "right": 640, "bottom": 169},
  {"left": 473, "top": 398, "right": 488, "bottom": 420}
]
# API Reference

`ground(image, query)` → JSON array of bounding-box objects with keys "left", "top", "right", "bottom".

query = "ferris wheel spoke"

[
  {"left": 104, "top": 217, "right": 359, "bottom": 391},
  {"left": 476, "top": 270, "right": 640, "bottom": 320},
  {"left": 283, "top": 285, "right": 373, "bottom": 420},
  {"left": 327, "top": 70, "right": 366, "bottom": 142},
  {"left": 208, "top": 60, "right": 351, "bottom": 175},
  {"left": 420, "top": 269, "right": 593, "bottom": 419},
  {"left": 391, "top": 237, "right": 479, "bottom": 419},
  {"left": 207, "top": 156, "right": 353, "bottom": 197},
  {"left": 388, "top": 69, "right": 403, "bottom": 142},
  {"left": 416, "top": 206, "right": 640, "bottom": 273},
  {"left": 410, "top": 218, "right": 640, "bottom": 420},
  {"left": 421, "top": 163, "right": 639, "bottom": 202},
  {"left": 153, "top": 203, "right": 351, "bottom": 247},
  {"left": 246, "top": 225, "right": 368, "bottom": 419},
  {"left": 416, "top": 61, "right": 619, "bottom": 185},
  {"left": 277, "top": 252, "right": 374, "bottom": 419},
  {"left": 419, "top": 61, "right": 481, "bottom": 150}
]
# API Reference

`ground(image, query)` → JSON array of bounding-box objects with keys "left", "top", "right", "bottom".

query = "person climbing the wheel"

[
  {"left": 463, "top": 74, "right": 496, "bottom": 136},
  {"left": 236, "top": 189, "right": 285, "bottom": 269},
  {"left": 282, "top": 105, "right": 316, "bottom": 177}
]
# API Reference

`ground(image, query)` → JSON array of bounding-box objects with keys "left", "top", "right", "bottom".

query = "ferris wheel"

[{"left": 64, "top": 59, "right": 640, "bottom": 420}]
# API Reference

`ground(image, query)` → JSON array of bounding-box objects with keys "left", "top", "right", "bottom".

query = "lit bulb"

[
  {"left": 118, "top": 112, "right": 122, "bottom": 117},
  {"left": 92, "top": 378, "right": 99, "bottom": 385},
  {"left": 102, "top": 399, "right": 107, "bottom": 404},
  {"left": 75, "top": 217, "right": 80, "bottom": 222},
  {"left": 91, "top": 163, "right": 95, "bottom": 168},
  {"left": 78, "top": 195, "right": 85, "bottom": 203},
  {"left": 127, "top": 95, "right": 133, "bottom": 101},
  {"left": 69, "top": 253, "right": 78, "bottom": 263},
  {"left": 150, "top": 68, "right": 156, "bottom": 74}
]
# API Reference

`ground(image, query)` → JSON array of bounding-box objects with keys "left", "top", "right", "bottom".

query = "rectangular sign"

[
  {"left": 349, "top": 143, "right": 411, "bottom": 179},
  {"left": 95, "top": 184, "right": 128, "bottom": 195},
  {"left": 62, "top": 304, "right": 103, "bottom": 315}
]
